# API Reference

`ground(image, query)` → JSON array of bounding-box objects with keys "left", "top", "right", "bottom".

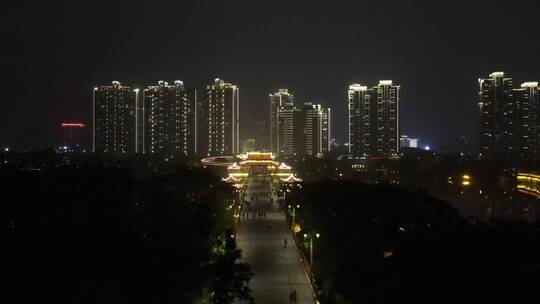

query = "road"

[{"left": 235, "top": 176, "right": 315, "bottom": 304}]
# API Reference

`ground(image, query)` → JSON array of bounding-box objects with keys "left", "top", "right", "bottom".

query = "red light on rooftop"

[{"left": 61, "top": 123, "right": 85, "bottom": 127}]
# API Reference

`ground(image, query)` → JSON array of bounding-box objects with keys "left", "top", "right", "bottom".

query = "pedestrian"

[
  {"left": 289, "top": 291, "right": 294, "bottom": 304},
  {"left": 283, "top": 238, "right": 287, "bottom": 248},
  {"left": 292, "top": 290, "right": 297, "bottom": 303}
]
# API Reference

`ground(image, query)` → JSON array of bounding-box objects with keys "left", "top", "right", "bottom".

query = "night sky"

[{"left": 3, "top": 0, "right": 540, "bottom": 150}]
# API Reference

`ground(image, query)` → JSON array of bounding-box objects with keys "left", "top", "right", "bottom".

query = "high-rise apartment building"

[
  {"left": 142, "top": 80, "right": 194, "bottom": 157},
  {"left": 348, "top": 81, "right": 400, "bottom": 158},
  {"left": 277, "top": 107, "right": 294, "bottom": 157},
  {"left": 514, "top": 82, "right": 540, "bottom": 160},
  {"left": 269, "top": 89, "right": 294, "bottom": 154},
  {"left": 478, "top": 72, "right": 517, "bottom": 159},
  {"left": 196, "top": 78, "right": 239, "bottom": 156},
  {"left": 278, "top": 102, "right": 330, "bottom": 158},
  {"left": 321, "top": 107, "right": 331, "bottom": 154},
  {"left": 93, "top": 81, "right": 139, "bottom": 154},
  {"left": 479, "top": 73, "right": 540, "bottom": 160},
  {"left": 348, "top": 84, "right": 369, "bottom": 158}
]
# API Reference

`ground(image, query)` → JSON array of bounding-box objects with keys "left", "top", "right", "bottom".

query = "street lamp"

[
  {"left": 304, "top": 233, "right": 320, "bottom": 272},
  {"left": 288, "top": 204, "right": 300, "bottom": 230}
]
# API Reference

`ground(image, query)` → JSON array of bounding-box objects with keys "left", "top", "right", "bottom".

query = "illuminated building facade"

[
  {"left": 142, "top": 80, "right": 194, "bottom": 156},
  {"left": 269, "top": 89, "right": 294, "bottom": 154},
  {"left": 278, "top": 103, "right": 331, "bottom": 158},
  {"left": 349, "top": 81, "right": 400, "bottom": 158},
  {"left": 93, "top": 81, "right": 139, "bottom": 154},
  {"left": 478, "top": 72, "right": 517, "bottom": 159},
  {"left": 514, "top": 82, "right": 540, "bottom": 160},
  {"left": 277, "top": 108, "right": 294, "bottom": 156},
  {"left": 197, "top": 78, "right": 239, "bottom": 156},
  {"left": 348, "top": 84, "right": 369, "bottom": 158},
  {"left": 61, "top": 123, "right": 85, "bottom": 148},
  {"left": 322, "top": 107, "right": 331, "bottom": 154},
  {"left": 479, "top": 73, "right": 540, "bottom": 160}
]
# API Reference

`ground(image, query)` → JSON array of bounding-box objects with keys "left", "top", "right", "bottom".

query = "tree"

[{"left": 210, "top": 249, "right": 253, "bottom": 304}]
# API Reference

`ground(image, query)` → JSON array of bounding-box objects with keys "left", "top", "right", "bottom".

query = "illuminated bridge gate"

[{"left": 517, "top": 173, "right": 540, "bottom": 199}]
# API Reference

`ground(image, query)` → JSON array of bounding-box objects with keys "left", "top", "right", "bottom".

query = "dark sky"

[{"left": 2, "top": 0, "right": 540, "bottom": 151}]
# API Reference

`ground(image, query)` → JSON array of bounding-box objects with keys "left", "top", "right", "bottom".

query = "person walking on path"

[
  {"left": 289, "top": 291, "right": 294, "bottom": 304},
  {"left": 283, "top": 237, "right": 287, "bottom": 248},
  {"left": 292, "top": 290, "right": 297, "bottom": 303}
]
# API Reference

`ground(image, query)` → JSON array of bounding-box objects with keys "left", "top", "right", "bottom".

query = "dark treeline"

[
  {"left": 1, "top": 165, "right": 251, "bottom": 303},
  {"left": 288, "top": 155, "right": 540, "bottom": 222},
  {"left": 290, "top": 180, "right": 540, "bottom": 304}
]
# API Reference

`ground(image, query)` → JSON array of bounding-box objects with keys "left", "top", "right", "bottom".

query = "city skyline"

[
  {"left": 6, "top": 72, "right": 540, "bottom": 153},
  {"left": 42, "top": 72, "right": 540, "bottom": 158},
  {"left": 4, "top": 1, "right": 540, "bottom": 151}
]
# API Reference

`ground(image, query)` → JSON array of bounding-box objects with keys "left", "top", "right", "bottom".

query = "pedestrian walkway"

[{"left": 235, "top": 177, "right": 315, "bottom": 304}]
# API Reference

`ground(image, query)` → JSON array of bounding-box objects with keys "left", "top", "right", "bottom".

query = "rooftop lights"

[
  {"left": 521, "top": 82, "right": 539, "bottom": 88},
  {"left": 489, "top": 72, "right": 505, "bottom": 78},
  {"left": 61, "top": 123, "right": 85, "bottom": 127},
  {"left": 349, "top": 84, "right": 368, "bottom": 91}
]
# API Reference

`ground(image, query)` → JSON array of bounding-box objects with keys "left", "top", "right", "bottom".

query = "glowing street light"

[
  {"left": 288, "top": 204, "right": 300, "bottom": 231},
  {"left": 304, "top": 233, "right": 320, "bottom": 272},
  {"left": 461, "top": 174, "right": 471, "bottom": 186}
]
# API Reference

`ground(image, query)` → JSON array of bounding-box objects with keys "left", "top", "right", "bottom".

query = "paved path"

[{"left": 236, "top": 177, "right": 315, "bottom": 304}]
